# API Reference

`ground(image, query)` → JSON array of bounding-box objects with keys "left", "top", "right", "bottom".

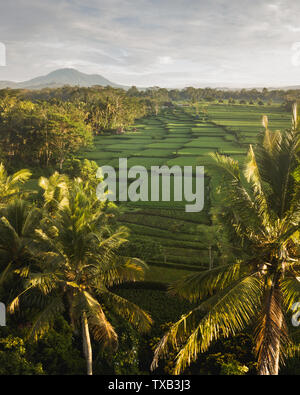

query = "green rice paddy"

[{"left": 78, "top": 103, "right": 291, "bottom": 284}]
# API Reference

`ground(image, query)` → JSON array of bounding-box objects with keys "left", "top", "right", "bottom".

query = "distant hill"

[
  {"left": 0, "top": 81, "right": 19, "bottom": 89},
  {"left": 0, "top": 68, "right": 128, "bottom": 90},
  {"left": 1, "top": 69, "right": 299, "bottom": 91}
]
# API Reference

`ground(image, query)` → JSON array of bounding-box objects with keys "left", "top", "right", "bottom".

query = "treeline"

[
  {"left": 127, "top": 85, "right": 300, "bottom": 105},
  {"left": 1, "top": 82, "right": 299, "bottom": 171},
  {"left": 0, "top": 87, "right": 157, "bottom": 170},
  {"left": 18, "top": 86, "right": 156, "bottom": 131}
]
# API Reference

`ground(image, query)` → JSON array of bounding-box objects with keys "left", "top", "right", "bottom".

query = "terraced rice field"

[
  {"left": 205, "top": 103, "right": 291, "bottom": 150},
  {"left": 79, "top": 103, "right": 291, "bottom": 284}
]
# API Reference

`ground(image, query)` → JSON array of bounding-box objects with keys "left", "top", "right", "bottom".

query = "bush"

[
  {"left": 220, "top": 360, "right": 249, "bottom": 375},
  {"left": 108, "top": 322, "right": 141, "bottom": 375},
  {"left": 0, "top": 335, "right": 44, "bottom": 375},
  {"left": 62, "top": 158, "right": 99, "bottom": 186},
  {"left": 28, "top": 316, "right": 85, "bottom": 375}
]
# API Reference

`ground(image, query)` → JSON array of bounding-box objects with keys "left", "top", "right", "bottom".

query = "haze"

[{"left": 1, "top": 0, "right": 300, "bottom": 88}]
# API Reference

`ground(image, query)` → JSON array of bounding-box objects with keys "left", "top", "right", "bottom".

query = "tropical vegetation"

[{"left": 0, "top": 85, "right": 299, "bottom": 375}]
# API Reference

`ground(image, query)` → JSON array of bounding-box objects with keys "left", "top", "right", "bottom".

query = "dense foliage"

[{"left": 0, "top": 87, "right": 156, "bottom": 170}]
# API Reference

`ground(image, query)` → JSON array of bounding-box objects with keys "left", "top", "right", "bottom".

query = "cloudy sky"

[{"left": 1, "top": 0, "right": 300, "bottom": 87}]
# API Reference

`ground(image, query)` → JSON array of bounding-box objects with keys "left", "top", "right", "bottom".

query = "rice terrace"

[
  {"left": 79, "top": 102, "right": 292, "bottom": 282},
  {"left": 0, "top": 0, "right": 300, "bottom": 380}
]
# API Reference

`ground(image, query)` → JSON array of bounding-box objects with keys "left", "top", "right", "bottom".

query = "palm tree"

[
  {"left": 9, "top": 178, "right": 152, "bottom": 375},
  {"left": 0, "top": 199, "right": 41, "bottom": 286},
  {"left": 0, "top": 163, "right": 31, "bottom": 206},
  {"left": 151, "top": 108, "right": 300, "bottom": 375},
  {"left": 0, "top": 164, "right": 36, "bottom": 284}
]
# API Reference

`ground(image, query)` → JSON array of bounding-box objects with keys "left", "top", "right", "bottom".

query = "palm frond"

[
  {"left": 83, "top": 291, "right": 118, "bottom": 350},
  {"left": 209, "top": 152, "right": 240, "bottom": 180},
  {"left": 100, "top": 290, "right": 153, "bottom": 333},
  {"left": 26, "top": 271, "right": 61, "bottom": 295},
  {"left": 168, "top": 263, "right": 242, "bottom": 302},
  {"left": 210, "top": 152, "right": 266, "bottom": 240},
  {"left": 244, "top": 145, "right": 271, "bottom": 227},
  {"left": 254, "top": 281, "right": 289, "bottom": 375},
  {"left": 280, "top": 276, "right": 300, "bottom": 311},
  {"left": 0, "top": 216, "right": 21, "bottom": 251},
  {"left": 101, "top": 257, "right": 147, "bottom": 287},
  {"left": 28, "top": 296, "right": 65, "bottom": 340},
  {"left": 0, "top": 262, "right": 12, "bottom": 286},
  {"left": 152, "top": 275, "right": 262, "bottom": 374},
  {"left": 7, "top": 285, "right": 35, "bottom": 313},
  {"left": 9, "top": 168, "right": 32, "bottom": 186}
]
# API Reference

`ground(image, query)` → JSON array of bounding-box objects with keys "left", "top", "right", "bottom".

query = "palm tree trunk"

[
  {"left": 82, "top": 312, "right": 93, "bottom": 375},
  {"left": 208, "top": 246, "right": 213, "bottom": 270},
  {"left": 257, "top": 308, "right": 283, "bottom": 375},
  {"left": 257, "top": 314, "right": 283, "bottom": 375},
  {"left": 273, "top": 311, "right": 283, "bottom": 375},
  {"left": 269, "top": 282, "right": 283, "bottom": 376},
  {"left": 257, "top": 276, "right": 283, "bottom": 375}
]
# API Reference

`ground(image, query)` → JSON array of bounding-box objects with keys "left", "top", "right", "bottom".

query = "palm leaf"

[
  {"left": 28, "top": 296, "right": 65, "bottom": 340},
  {"left": 254, "top": 280, "right": 289, "bottom": 375},
  {"left": 169, "top": 263, "right": 242, "bottom": 302},
  {"left": 83, "top": 291, "right": 118, "bottom": 350},
  {"left": 100, "top": 290, "right": 153, "bottom": 333},
  {"left": 152, "top": 275, "right": 262, "bottom": 374}
]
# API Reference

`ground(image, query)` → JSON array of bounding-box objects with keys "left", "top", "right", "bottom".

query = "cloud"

[
  {"left": 0, "top": 42, "right": 6, "bottom": 67},
  {"left": 291, "top": 42, "right": 300, "bottom": 66},
  {"left": 157, "top": 56, "right": 173, "bottom": 65},
  {"left": 0, "top": 0, "right": 300, "bottom": 86}
]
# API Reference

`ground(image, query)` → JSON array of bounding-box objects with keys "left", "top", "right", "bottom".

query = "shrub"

[{"left": 0, "top": 335, "right": 44, "bottom": 375}]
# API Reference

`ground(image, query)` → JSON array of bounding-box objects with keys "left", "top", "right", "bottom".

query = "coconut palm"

[
  {"left": 0, "top": 199, "right": 41, "bottom": 287},
  {"left": 0, "top": 163, "right": 36, "bottom": 284},
  {"left": 0, "top": 163, "right": 31, "bottom": 206},
  {"left": 151, "top": 108, "right": 300, "bottom": 375},
  {"left": 9, "top": 178, "right": 152, "bottom": 375}
]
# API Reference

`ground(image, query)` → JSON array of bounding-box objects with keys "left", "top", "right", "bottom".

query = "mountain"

[
  {"left": 2, "top": 69, "right": 299, "bottom": 91},
  {"left": 0, "top": 68, "right": 128, "bottom": 90},
  {"left": 0, "top": 81, "right": 19, "bottom": 89}
]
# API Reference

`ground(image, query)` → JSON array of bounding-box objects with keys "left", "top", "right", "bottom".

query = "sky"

[{"left": 1, "top": 0, "right": 300, "bottom": 88}]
